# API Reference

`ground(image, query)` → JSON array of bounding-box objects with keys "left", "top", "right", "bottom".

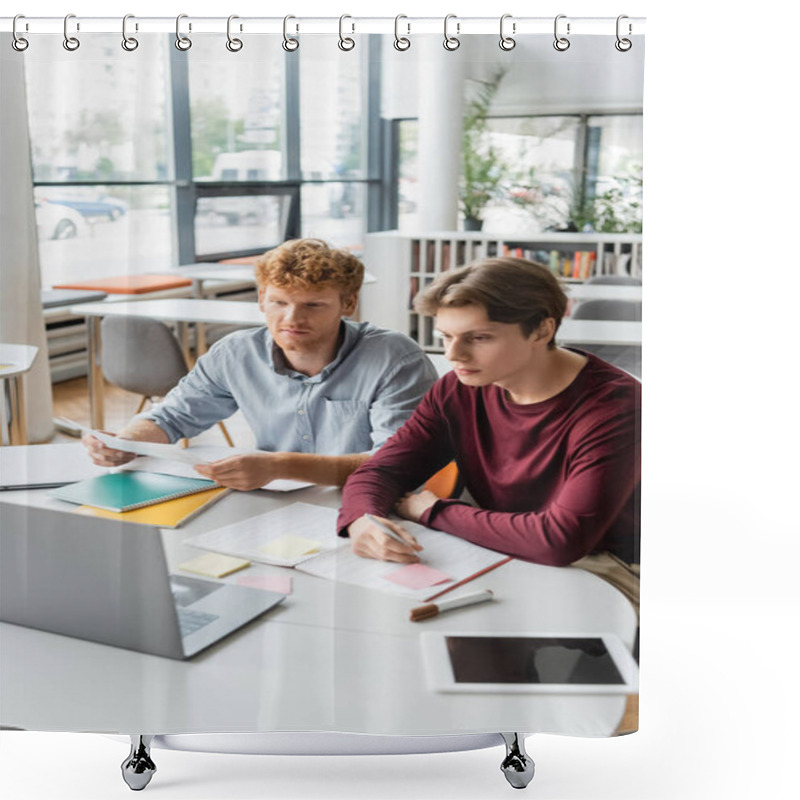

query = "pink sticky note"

[
  {"left": 383, "top": 563, "right": 453, "bottom": 590},
  {"left": 236, "top": 574, "right": 293, "bottom": 595}
]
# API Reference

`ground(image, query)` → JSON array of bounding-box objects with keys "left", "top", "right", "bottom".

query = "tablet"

[{"left": 421, "top": 632, "right": 638, "bottom": 694}]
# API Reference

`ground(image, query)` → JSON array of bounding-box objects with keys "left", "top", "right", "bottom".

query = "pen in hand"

[{"left": 364, "top": 513, "right": 421, "bottom": 554}]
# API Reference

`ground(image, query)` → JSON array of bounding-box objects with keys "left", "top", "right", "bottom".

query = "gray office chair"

[
  {"left": 100, "top": 316, "right": 234, "bottom": 446},
  {"left": 585, "top": 274, "right": 642, "bottom": 286},
  {"left": 569, "top": 299, "right": 642, "bottom": 378}
]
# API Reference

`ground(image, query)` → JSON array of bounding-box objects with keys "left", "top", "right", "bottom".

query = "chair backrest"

[
  {"left": 571, "top": 299, "right": 642, "bottom": 322},
  {"left": 585, "top": 274, "right": 642, "bottom": 286},
  {"left": 100, "top": 316, "right": 188, "bottom": 398}
]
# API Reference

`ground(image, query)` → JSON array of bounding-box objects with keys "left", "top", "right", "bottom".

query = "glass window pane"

[
  {"left": 301, "top": 183, "right": 367, "bottom": 253},
  {"left": 195, "top": 195, "right": 292, "bottom": 258},
  {"left": 188, "top": 38, "right": 286, "bottom": 181},
  {"left": 481, "top": 116, "right": 581, "bottom": 233},
  {"left": 585, "top": 115, "right": 643, "bottom": 233},
  {"left": 24, "top": 36, "right": 171, "bottom": 182},
  {"left": 35, "top": 186, "right": 174, "bottom": 287},
  {"left": 300, "top": 38, "right": 368, "bottom": 180}
]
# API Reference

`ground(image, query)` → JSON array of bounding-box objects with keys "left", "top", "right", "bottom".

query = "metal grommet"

[
  {"left": 12, "top": 14, "right": 29, "bottom": 52},
  {"left": 63, "top": 13, "right": 80, "bottom": 51},
  {"left": 499, "top": 14, "right": 516, "bottom": 51},
  {"left": 443, "top": 13, "right": 460, "bottom": 51},
  {"left": 226, "top": 15, "right": 243, "bottom": 52},
  {"left": 338, "top": 14, "right": 355, "bottom": 51},
  {"left": 553, "top": 14, "right": 570, "bottom": 52},
  {"left": 175, "top": 14, "right": 192, "bottom": 51},
  {"left": 393, "top": 15, "right": 411, "bottom": 51},
  {"left": 615, "top": 14, "right": 632, "bottom": 51},
  {"left": 283, "top": 15, "right": 299, "bottom": 52},
  {"left": 121, "top": 14, "right": 139, "bottom": 51}
]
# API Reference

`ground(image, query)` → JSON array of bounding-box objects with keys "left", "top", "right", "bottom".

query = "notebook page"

[
  {"left": 297, "top": 519, "right": 509, "bottom": 601},
  {"left": 183, "top": 502, "right": 345, "bottom": 566}
]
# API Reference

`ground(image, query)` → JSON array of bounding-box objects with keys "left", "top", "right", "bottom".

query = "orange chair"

[{"left": 424, "top": 461, "right": 461, "bottom": 499}]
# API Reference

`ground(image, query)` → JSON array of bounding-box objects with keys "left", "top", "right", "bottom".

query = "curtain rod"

[{"left": 1, "top": 16, "right": 646, "bottom": 37}]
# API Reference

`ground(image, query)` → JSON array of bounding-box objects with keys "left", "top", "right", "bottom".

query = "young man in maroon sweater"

[{"left": 337, "top": 257, "right": 641, "bottom": 608}]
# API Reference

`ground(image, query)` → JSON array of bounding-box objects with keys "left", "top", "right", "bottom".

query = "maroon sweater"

[{"left": 338, "top": 352, "right": 640, "bottom": 567}]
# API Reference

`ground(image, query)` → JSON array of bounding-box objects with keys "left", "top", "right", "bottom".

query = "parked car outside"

[
  {"left": 34, "top": 200, "right": 88, "bottom": 240},
  {"left": 40, "top": 193, "right": 128, "bottom": 221}
]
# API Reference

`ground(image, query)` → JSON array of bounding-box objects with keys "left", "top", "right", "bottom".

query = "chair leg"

[
  {"left": 135, "top": 396, "right": 149, "bottom": 415},
  {"left": 500, "top": 733, "right": 535, "bottom": 789},
  {"left": 121, "top": 734, "right": 156, "bottom": 791},
  {"left": 217, "top": 420, "right": 235, "bottom": 447}
]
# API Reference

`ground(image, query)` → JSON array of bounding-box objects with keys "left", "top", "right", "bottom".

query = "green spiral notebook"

[{"left": 49, "top": 470, "right": 217, "bottom": 513}]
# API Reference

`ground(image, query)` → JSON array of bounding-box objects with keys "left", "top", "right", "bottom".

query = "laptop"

[{"left": 0, "top": 501, "right": 285, "bottom": 659}]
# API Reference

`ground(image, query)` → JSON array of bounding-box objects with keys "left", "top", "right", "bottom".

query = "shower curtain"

[{"left": 1, "top": 13, "right": 644, "bottom": 794}]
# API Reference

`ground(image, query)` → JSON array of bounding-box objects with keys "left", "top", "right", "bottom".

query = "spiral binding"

[{"left": 7, "top": 14, "right": 636, "bottom": 54}]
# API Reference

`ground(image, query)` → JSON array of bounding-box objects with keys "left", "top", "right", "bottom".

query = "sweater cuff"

[{"left": 419, "top": 498, "right": 466, "bottom": 528}]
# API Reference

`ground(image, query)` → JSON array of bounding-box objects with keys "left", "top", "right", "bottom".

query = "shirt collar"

[{"left": 266, "top": 319, "right": 366, "bottom": 381}]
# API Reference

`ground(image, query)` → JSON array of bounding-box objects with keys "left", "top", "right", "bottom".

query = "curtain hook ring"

[
  {"left": 63, "top": 13, "right": 80, "bottom": 51},
  {"left": 338, "top": 14, "right": 355, "bottom": 51},
  {"left": 121, "top": 14, "right": 139, "bottom": 51},
  {"left": 553, "top": 14, "right": 571, "bottom": 51},
  {"left": 443, "top": 13, "right": 460, "bottom": 51},
  {"left": 615, "top": 15, "right": 632, "bottom": 51},
  {"left": 394, "top": 15, "right": 411, "bottom": 51},
  {"left": 175, "top": 14, "right": 192, "bottom": 51},
  {"left": 12, "top": 14, "right": 29, "bottom": 52},
  {"left": 226, "top": 15, "right": 243, "bottom": 51},
  {"left": 499, "top": 14, "right": 516, "bottom": 51},
  {"left": 283, "top": 15, "right": 299, "bottom": 51}
]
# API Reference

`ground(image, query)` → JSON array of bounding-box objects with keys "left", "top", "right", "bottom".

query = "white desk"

[
  {"left": 0, "top": 484, "right": 637, "bottom": 736},
  {"left": 71, "top": 299, "right": 265, "bottom": 431},
  {"left": 0, "top": 344, "right": 39, "bottom": 445},
  {"left": 565, "top": 285, "right": 642, "bottom": 303}
]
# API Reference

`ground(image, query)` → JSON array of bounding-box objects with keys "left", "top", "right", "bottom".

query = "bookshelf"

[{"left": 360, "top": 231, "right": 643, "bottom": 351}]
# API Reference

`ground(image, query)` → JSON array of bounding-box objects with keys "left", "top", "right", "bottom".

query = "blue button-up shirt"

[{"left": 143, "top": 320, "right": 437, "bottom": 455}]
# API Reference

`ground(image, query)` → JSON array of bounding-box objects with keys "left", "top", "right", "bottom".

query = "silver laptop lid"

[{"left": 1, "top": 501, "right": 186, "bottom": 659}]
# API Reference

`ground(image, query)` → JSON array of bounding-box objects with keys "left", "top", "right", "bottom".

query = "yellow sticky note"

[
  {"left": 179, "top": 552, "right": 250, "bottom": 578},
  {"left": 259, "top": 535, "right": 320, "bottom": 561}
]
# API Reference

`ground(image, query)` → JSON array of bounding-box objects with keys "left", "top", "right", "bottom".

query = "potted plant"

[{"left": 460, "top": 70, "right": 508, "bottom": 231}]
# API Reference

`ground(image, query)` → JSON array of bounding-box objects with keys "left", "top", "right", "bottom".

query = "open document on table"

[{"left": 183, "top": 502, "right": 511, "bottom": 602}]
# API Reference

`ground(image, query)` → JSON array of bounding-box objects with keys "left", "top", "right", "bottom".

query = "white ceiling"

[{"left": 382, "top": 35, "right": 645, "bottom": 119}]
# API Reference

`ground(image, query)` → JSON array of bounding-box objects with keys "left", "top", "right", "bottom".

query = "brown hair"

[
  {"left": 414, "top": 257, "right": 567, "bottom": 347},
  {"left": 255, "top": 239, "right": 364, "bottom": 299}
]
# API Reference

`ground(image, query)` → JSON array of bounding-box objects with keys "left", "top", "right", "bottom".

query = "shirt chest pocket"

[{"left": 319, "top": 398, "right": 372, "bottom": 450}]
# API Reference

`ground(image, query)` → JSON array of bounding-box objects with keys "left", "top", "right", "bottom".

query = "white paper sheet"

[
  {"left": 184, "top": 502, "right": 510, "bottom": 599},
  {"left": 88, "top": 433, "right": 312, "bottom": 492},
  {"left": 299, "top": 519, "right": 510, "bottom": 601},
  {"left": 183, "top": 502, "right": 345, "bottom": 567}
]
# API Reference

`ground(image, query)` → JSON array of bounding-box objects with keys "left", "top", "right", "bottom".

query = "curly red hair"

[{"left": 255, "top": 239, "right": 364, "bottom": 299}]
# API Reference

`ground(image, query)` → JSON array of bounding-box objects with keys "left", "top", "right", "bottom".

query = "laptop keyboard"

[{"left": 177, "top": 607, "right": 219, "bottom": 638}]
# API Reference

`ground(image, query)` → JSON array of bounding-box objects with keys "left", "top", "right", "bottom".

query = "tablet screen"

[{"left": 444, "top": 636, "right": 625, "bottom": 685}]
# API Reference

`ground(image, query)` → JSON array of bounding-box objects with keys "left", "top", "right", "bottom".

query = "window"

[
  {"left": 26, "top": 34, "right": 381, "bottom": 286},
  {"left": 396, "top": 113, "right": 643, "bottom": 235},
  {"left": 25, "top": 35, "right": 175, "bottom": 286}
]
